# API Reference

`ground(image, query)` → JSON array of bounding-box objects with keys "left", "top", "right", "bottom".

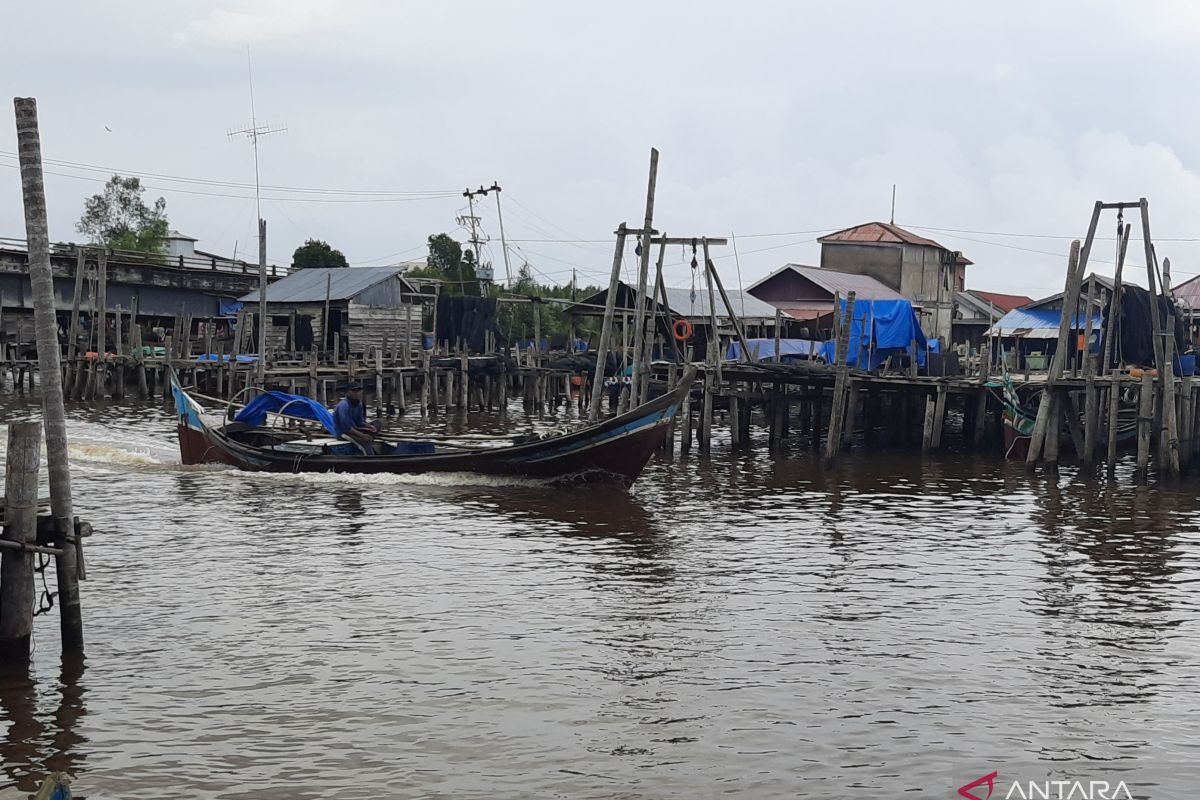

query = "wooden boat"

[
  {"left": 991, "top": 364, "right": 1136, "bottom": 460},
  {"left": 171, "top": 368, "right": 695, "bottom": 485}
]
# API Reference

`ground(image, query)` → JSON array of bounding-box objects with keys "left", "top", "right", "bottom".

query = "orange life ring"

[{"left": 672, "top": 319, "right": 694, "bottom": 341}]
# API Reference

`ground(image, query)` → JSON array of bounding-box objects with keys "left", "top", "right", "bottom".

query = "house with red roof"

[
  {"left": 817, "top": 221, "right": 970, "bottom": 344},
  {"left": 952, "top": 289, "right": 1035, "bottom": 351}
]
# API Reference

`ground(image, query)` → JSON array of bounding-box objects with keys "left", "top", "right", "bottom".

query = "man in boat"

[{"left": 332, "top": 382, "right": 381, "bottom": 455}]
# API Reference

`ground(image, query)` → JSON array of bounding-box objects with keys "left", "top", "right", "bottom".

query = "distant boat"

[{"left": 170, "top": 369, "right": 694, "bottom": 486}]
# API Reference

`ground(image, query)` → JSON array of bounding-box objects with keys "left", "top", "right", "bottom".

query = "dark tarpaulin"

[
  {"left": 1100, "top": 285, "right": 1187, "bottom": 369},
  {"left": 436, "top": 295, "right": 499, "bottom": 353}
]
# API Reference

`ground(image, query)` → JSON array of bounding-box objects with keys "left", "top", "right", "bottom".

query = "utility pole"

[
  {"left": 463, "top": 183, "right": 509, "bottom": 287},
  {"left": 491, "top": 184, "right": 513, "bottom": 287}
]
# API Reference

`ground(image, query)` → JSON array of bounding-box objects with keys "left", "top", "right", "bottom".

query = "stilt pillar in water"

[
  {"left": 921, "top": 392, "right": 936, "bottom": 451},
  {"left": 1136, "top": 370, "right": 1154, "bottom": 477},
  {"left": 1106, "top": 375, "right": 1122, "bottom": 475},
  {"left": 729, "top": 390, "right": 742, "bottom": 449},
  {"left": 0, "top": 421, "right": 40, "bottom": 664},
  {"left": 1044, "top": 392, "right": 1061, "bottom": 467},
  {"left": 1083, "top": 376, "right": 1099, "bottom": 467}
]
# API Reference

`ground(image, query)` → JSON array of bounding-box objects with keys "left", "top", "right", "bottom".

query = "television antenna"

[
  {"left": 226, "top": 46, "right": 285, "bottom": 382},
  {"left": 226, "top": 46, "right": 286, "bottom": 222}
]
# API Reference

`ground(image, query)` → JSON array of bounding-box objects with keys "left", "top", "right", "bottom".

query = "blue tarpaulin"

[
  {"left": 233, "top": 391, "right": 338, "bottom": 436},
  {"left": 219, "top": 300, "right": 244, "bottom": 317},
  {"left": 726, "top": 339, "right": 824, "bottom": 361},
  {"left": 196, "top": 353, "right": 258, "bottom": 363},
  {"left": 821, "top": 298, "right": 933, "bottom": 368},
  {"left": 986, "top": 307, "right": 1101, "bottom": 337}
]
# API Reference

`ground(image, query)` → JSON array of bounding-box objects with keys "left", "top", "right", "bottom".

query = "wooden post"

[
  {"left": 0, "top": 421, "right": 40, "bottom": 663},
  {"left": 1083, "top": 375, "right": 1099, "bottom": 467},
  {"left": 680, "top": 346, "right": 694, "bottom": 454},
  {"left": 1028, "top": 229, "right": 1093, "bottom": 466},
  {"left": 931, "top": 383, "right": 948, "bottom": 449},
  {"left": 664, "top": 361, "right": 678, "bottom": 456},
  {"left": 66, "top": 248, "right": 86, "bottom": 385},
  {"left": 91, "top": 247, "right": 108, "bottom": 399},
  {"left": 588, "top": 224, "right": 630, "bottom": 422},
  {"left": 841, "top": 379, "right": 859, "bottom": 448},
  {"left": 921, "top": 391, "right": 936, "bottom": 451},
  {"left": 1106, "top": 374, "right": 1122, "bottom": 473},
  {"left": 699, "top": 338, "right": 715, "bottom": 453},
  {"left": 825, "top": 292, "right": 856, "bottom": 459},
  {"left": 639, "top": 241, "right": 670, "bottom": 404},
  {"left": 460, "top": 352, "right": 469, "bottom": 410},
  {"left": 1136, "top": 370, "right": 1154, "bottom": 476},
  {"left": 1140, "top": 199, "right": 1166, "bottom": 372},
  {"left": 701, "top": 239, "right": 723, "bottom": 390},
  {"left": 1100, "top": 224, "right": 1130, "bottom": 378},
  {"left": 13, "top": 97, "right": 82, "bottom": 652},
  {"left": 705, "top": 250, "right": 757, "bottom": 363},
  {"left": 973, "top": 342, "right": 991, "bottom": 446},
  {"left": 629, "top": 147, "right": 659, "bottom": 405},
  {"left": 1044, "top": 392, "right": 1061, "bottom": 466},
  {"left": 729, "top": 390, "right": 742, "bottom": 448},
  {"left": 374, "top": 347, "right": 384, "bottom": 418},
  {"left": 774, "top": 308, "right": 783, "bottom": 364}
]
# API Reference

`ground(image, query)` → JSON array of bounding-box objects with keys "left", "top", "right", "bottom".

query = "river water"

[{"left": 0, "top": 396, "right": 1196, "bottom": 799}]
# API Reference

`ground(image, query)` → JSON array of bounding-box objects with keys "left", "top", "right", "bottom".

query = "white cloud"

[{"left": 174, "top": 0, "right": 339, "bottom": 45}]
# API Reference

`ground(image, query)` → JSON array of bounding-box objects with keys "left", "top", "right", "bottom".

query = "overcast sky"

[{"left": 5, "top": 0, "right": 1200, "bottom": 298}]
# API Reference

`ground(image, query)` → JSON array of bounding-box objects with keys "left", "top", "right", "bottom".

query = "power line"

[
  {"left": 0, "top": 162, "right": 457, "bottom": 204},
  {"left": 0, "top": 151, "right": 461, "bottom": 197}
]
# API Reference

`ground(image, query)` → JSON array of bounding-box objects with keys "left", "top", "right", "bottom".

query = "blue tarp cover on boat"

[
  {"left": 726, "top": 339, "right": 824, "bottom": 361},
  {"left": 233, "top": 391, "right": 338, "bottom": 436},
  {"left": 821, "top": 298, "right": 932, "bottom": 368}
]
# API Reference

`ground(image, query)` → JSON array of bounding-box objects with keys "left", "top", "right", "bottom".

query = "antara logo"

[
  {"left": 958, "top": 772, "right": 998, "bottom": 800},
  {"left": 957, "top": 772, "right": 1133, "bottom": 800}
]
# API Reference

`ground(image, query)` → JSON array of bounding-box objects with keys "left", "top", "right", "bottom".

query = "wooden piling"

[
  {"left": 0, "top": 421, "right": 40, "bottom": 663},
  {"left": 1136, "top": 370, "right": 1153, "bottom": 476},
  {"left": 1043, "top": 392, "right": 1061, "bottom": 466},
  {"left": 1028, "top": 232, "right": 1091, "bottom": 466},
  {"left": 825, "top": 292, "right": 856, "bottom": 459},
  {"left": 1083, "top": 376, "right": 1099, "bottom": 467},
  {"left": 589, "top": 224, "right": 631, "bottom": 421},
  {"left": 1106, "top": 374, "right": 1122, "bottom": 473},
  {"left": 13, "top": 97, "right": 83, "bottom": 652}
]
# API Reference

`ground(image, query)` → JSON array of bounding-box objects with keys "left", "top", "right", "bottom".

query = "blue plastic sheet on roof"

[
  {"left": 989, "top": 307, "right": 1100, "bottom": 335},
  {"left": 219, "top": 300, "right": 244, "bottom": 317},
  {"left": 821, "top": 298, "right": 933, "bottom": 368},
  {"left": 726, "top": 339, "right": 823, "bottom": 361},
  {"left": 233, "top": 391, "right": 337, "bottom": 436}
]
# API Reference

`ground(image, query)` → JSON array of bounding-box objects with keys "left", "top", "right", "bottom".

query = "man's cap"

[{"left": 347, "top": 381, "right": 364, "bottom": 390}]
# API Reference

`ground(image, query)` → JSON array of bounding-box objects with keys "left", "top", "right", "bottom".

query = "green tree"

[
  {"left": 76, "top": 175, "right": 169, "bottom": 252},
  {"left": 292, "top": 239, "right": 349, "bottom": 269},
  {"left": 415, "top": 233, "right": 480, "bottom": 296}
]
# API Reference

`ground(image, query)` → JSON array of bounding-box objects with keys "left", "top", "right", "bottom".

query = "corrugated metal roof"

[
  {"left": 240, "top": 266, "right": 413, "bottom": 303},
  {"left": 774, "top": 264, "right": 908, "bottom": 301},
  {"left": 966, "top": 289, "right": 1034, "bottom": 312},
  {"left": 1174, "top": 274, "right": 1200, "bottom": 308},
  {"left": 662, "top": 286, "right": 779, "bottom": 320},
  {"left": 819, "top": 221, "right": 945, "bottom": 249}
]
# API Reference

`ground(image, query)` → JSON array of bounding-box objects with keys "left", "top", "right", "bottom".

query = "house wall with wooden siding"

[
  {"left": 265, "top": 301, "right": 332, "bottom": 352},
  {"left": 347, "top": 301, "right": 422, "bottom": 356}
]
